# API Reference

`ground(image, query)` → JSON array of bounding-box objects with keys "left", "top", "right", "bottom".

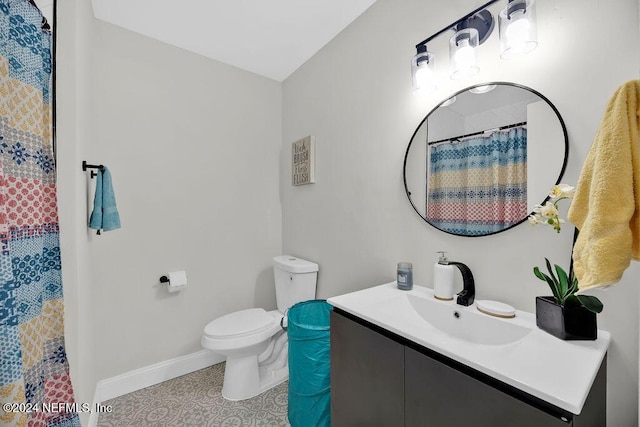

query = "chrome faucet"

[{"left": 448, "top": 262, "right": 475, "bottom": 306}]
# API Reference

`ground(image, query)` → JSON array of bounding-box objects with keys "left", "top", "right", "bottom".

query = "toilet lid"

[{"left": 204, "top": 308, "right": 275, "bottom": 338}]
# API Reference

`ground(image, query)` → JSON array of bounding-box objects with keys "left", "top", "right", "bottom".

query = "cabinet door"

[
  {"left": 405, "top": 347, "right": 571, "bottom": 427},
  {"left": 331, "top": 311, "right": 405, "bottom": 427}
]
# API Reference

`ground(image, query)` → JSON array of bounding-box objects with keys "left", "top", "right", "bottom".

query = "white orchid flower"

[
  {"left": 528, "top": 214, "right": 544, "bottom": 225},
  {"left": 538, "top": 201, "right": 558, "bottom": 218},
  {"left": 549, "top": 184, "right": 575, "bottom": 200},
  {"left": 531, "top": 183, "right": 575, "bottom": 233}
]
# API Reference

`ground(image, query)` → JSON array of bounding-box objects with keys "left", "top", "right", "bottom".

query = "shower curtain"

[
  {"left": 427, "top": 127, "right": 528, "bottom": 236},
  {"left": 0, "top": 1, "right": 81, "bottom": 426}
]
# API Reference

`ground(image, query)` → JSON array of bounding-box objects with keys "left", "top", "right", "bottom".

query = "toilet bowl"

[
  {"left": 201, "top": 255, "right": 319, "bottom": 401},
  {"left": 201, "top": 308, "right": 287, "bottom": 400}
]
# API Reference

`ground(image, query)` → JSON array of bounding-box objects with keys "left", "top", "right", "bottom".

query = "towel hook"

[{"left": 82, "top": 161, "right": 104, "bottom": 179}]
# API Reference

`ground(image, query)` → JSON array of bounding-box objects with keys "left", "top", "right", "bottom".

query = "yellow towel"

[{"left": 568, "top": 79, "right": 640, "bottom": 292}]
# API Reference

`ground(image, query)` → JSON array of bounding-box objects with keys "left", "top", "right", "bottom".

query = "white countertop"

[{"left": 327, "top": 282, "right": 610, "bottom": 415}]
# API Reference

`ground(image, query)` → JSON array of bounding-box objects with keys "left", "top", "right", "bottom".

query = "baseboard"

[{"left": 90, "top": 349, "right": 224, "bottom": 422}]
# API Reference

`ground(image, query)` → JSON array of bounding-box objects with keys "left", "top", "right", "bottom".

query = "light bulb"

[
  {"left": 414, "top": 63, "right": 436, "bottom": 95},
  {"left": 455, "top": 40, "right": 475, "bottom": 69},
  {"left": 449, "top": 28, "right": 479, "bottom": 80},
  {"left": 505, "top": 11, "right": 531, "bottom": 52},
  {"left": 415, "top": 64, "right": 431, "bottom": 87}
]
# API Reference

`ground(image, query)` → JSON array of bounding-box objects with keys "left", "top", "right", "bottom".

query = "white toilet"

[{"left": 201, "top": 255, "right": 319, "bottom": 401}]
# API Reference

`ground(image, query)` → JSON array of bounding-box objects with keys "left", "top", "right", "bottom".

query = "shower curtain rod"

[
  {"left": 27, "top": 0, "right": 50, "bottom": 30},
  {"left": 427, "top": 121, "right": 527, "bottom": 146}
]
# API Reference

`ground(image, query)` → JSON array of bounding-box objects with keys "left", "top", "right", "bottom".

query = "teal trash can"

[{"left": 287, "top": 299, "right": 333, "bottom": 427}]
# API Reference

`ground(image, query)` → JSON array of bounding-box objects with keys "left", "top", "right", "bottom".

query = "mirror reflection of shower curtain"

[
  {"left": 427, "top": 127, "right": 528, "bottom": 236},
  {"left": 0, "top": 2, "right": 81, "bottom": 426}
]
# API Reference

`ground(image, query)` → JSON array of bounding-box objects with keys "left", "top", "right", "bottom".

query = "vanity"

[{"left": 327, "top": 283, "right": 610, "bottom": 427}]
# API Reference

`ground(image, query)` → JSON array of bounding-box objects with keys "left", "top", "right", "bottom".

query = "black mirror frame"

[{"left": 403, "top": 81, "right": 569, "bottom": 237}]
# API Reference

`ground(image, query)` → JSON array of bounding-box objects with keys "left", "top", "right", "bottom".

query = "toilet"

[{"left": 201, "top": 255, "right": 319, "bottom": 401}]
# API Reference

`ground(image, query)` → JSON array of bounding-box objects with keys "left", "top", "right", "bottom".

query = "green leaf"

[
  {"left": 554, "top": 264, "right": 570, "bottom": 302},
  {"left": 568, "top": 275, "right": 579, "bottom": 295},
  {"left": 534, "top": 266, "right": 561, "bottom": 302},
  {"left": 533, "top": 266, "right": 546, "bottom": 282},
  {"left": 545, "top": 258, "right": 559, "bottom": 286},
  {"left": 564, "top": 294, "right": 580, "bottom": 307},
  {"left": 576, "top": 295, "right": 604, "bottom": 314}
]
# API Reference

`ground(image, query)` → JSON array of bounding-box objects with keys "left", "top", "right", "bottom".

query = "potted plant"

[{"left": 529, "top": 184, "right": 603, "bottom": 340}]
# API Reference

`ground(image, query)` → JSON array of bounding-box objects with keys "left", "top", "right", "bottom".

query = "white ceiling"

[{"left": 90, "top": 0, "right": 376, "bottom": 82}]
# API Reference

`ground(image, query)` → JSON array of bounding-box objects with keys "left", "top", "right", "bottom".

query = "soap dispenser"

[{"left": 434, "top": 251, "right": 455, "bottom": 301}]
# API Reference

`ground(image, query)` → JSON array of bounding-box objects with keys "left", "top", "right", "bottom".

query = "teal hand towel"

[
  {"left": 88, "top": 169, "right": 103, "bottom": 230},
  {"left": 89, "top": 167, "right": 121, "bottom": 232}
]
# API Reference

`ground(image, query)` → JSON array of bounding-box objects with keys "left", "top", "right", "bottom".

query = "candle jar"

[{"left": 397, "top": 262, "right": 413, "bottom": 290}]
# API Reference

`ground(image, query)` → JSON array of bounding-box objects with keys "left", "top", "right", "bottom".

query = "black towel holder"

[
  {"left": 82, "top": 161, "right": 104, "bottom": 179},
  {"left": 83, "top": 161, "right": 106, "bottom": 235}
]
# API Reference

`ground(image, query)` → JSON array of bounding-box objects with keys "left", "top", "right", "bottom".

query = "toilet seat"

[
  {"left": 202, "top": 308, "right": 283, "bottom": 353},
  {"left": 205, "top": 308, "right": 275, "bottom": 339}
]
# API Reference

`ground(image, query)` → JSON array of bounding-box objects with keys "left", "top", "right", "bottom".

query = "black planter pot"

[{"left": 535, "top": 296, "right": 597, "bottom": 340}]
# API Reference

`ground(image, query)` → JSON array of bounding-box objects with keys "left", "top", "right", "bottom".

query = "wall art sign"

[{"left": 292, "top": 135, "right": 315, "bottom": 185}]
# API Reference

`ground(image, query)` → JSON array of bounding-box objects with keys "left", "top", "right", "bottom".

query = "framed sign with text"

[{"left": 292, "top": 135, "right": 315, "bottom": 185}]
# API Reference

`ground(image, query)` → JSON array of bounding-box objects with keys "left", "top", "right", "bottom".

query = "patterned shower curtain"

[
  {"left": 0, "top": 1, "right": 80, "bottom": 426},
  {"left": 427, "top": 127, "right": 528, "bottom": 236}
]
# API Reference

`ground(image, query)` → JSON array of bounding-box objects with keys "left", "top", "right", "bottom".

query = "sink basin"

[{"left": 406, "top": 293, "right": 531, "bottom": 345}]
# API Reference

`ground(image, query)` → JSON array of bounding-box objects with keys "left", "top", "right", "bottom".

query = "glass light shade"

[
  {"left": 440, "top": 96, "right": 457, "bottom": 107},
  {"left": 469, "top": 84, "right": 497, "bottom": 94},
  {"left": 411, "top": 50, "right": 437, "bottom": 95},
  {"left": 499, "top": 0, "right": 538, "bottom": 59},
  {"left": 449, "top": 28, "right": 480, "bottom": 80}
]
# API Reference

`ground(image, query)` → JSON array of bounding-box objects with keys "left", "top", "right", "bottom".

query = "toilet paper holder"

[{"left": 159, "top": 271, "right": 188, "bottom": 293}]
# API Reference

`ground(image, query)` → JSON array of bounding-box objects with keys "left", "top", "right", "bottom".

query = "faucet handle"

[
  {"left": 436, "top": 251, "right": 449, "bottom": 264},
  {"left": 456, "top": 290, "right": 473, "bottom": 307},
  {"left": 448, "top": 261, "right": 475, "bottom": 307}
]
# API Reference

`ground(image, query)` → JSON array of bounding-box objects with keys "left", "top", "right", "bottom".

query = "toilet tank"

[{"left": 273, "top": 255, "right": 319, "bottom": 313}]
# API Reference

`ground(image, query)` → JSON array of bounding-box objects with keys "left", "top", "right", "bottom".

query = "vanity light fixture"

[
  {"left": 499, "top": 0, "right": 538, "bottom": 59},
  {"left": 411, "top": 0, "right": 538, "bottom": 95}
]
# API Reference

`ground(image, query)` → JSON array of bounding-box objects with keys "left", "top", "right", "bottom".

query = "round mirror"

[{"left": 403, "top": 82, "right": 568, "bottom": 237}]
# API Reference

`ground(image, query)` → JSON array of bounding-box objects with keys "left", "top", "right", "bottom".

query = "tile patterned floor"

[{"left": 97, "top": 362, "right": 290, "bottom": 427}]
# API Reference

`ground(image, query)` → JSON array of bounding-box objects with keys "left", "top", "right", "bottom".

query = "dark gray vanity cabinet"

[
  {"left": 406, "top": 346, "right": 568, "bottom": 426},
  {"left": 330, "top": 310, "right": 405, "bottom": 426},
  {"left": 331, "top": 309, "right": 607, "bottom": 427}
]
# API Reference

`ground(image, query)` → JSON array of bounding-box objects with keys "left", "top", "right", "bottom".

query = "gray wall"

[
  {"left": 281, "top": 0, "right": 639, "bottom": 425},
  {"left": 58, "top": 1, "right": 283, "bottom": 394},
  {"left": 87, "top": 20, "right": 283, "bottom": 380}
]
